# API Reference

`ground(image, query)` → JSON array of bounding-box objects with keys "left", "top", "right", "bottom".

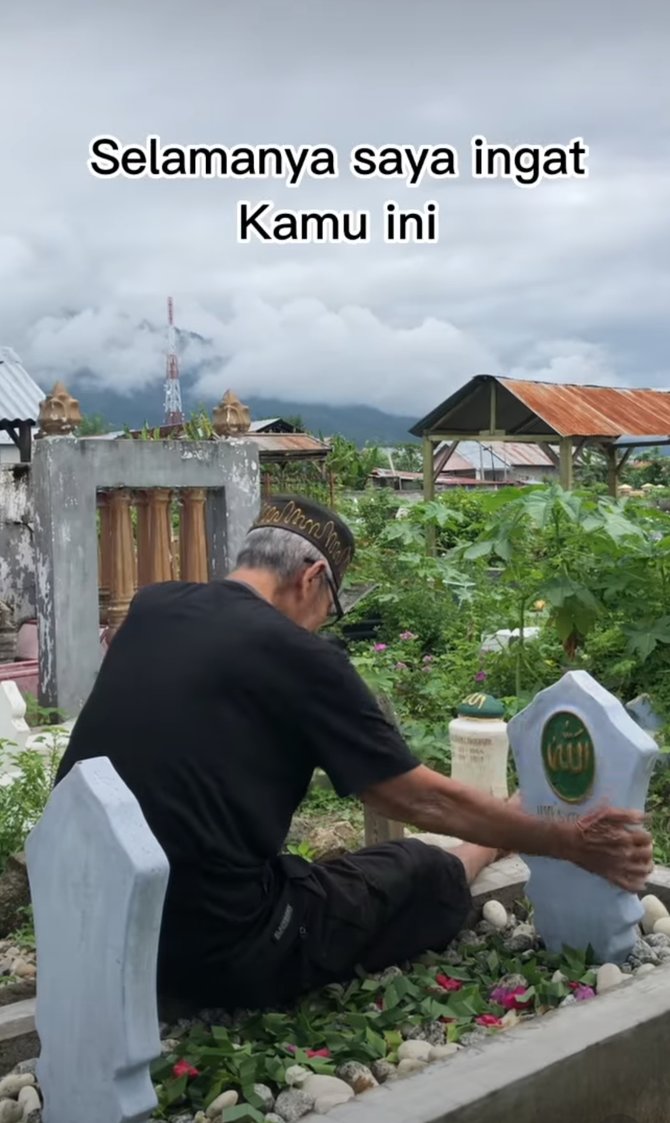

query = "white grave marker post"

[
  {"left": 25, "top": 757, "right": 170, "bottom": 1123},
  {"left": 509, "top": 670, "right": 658, "bottom": 964},
  {"left": 0, "top": 680, "right": 30, "bottom": 759}
]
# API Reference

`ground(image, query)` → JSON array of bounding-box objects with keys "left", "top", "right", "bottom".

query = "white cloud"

[{"left": 1, "top": 0, "right": 668, "bottom": 417}]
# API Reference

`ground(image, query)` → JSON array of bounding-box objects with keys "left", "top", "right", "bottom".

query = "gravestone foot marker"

[
  {"left": 509, "top": 670, "right": 658, "bottom": 964},
  {"left": 25, "top": 757, "right": 170, "bottom": 1123}
]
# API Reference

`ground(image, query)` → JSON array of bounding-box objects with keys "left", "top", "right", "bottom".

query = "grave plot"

[{"left": 0, "top": 661, "right": 667, "bottom": 1121}]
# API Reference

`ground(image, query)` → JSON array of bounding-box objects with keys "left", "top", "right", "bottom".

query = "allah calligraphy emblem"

[{"left": 541, "top": 711, "right": 595, "bottom": 804}]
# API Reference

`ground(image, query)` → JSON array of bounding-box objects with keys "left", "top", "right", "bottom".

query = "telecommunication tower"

[{"left": 163, "top": 296, "right": 185, "bottom": 426}]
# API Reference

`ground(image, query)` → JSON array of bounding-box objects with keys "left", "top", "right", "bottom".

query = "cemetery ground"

[{"left": 1, "top": 482, "right": 670, "bottom": 1121}]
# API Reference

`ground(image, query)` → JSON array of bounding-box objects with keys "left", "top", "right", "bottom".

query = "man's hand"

[
  {"left": 568, "top": 805, "right": 653, "bottom": 892},
  {"left": 360, "top": 765, "right": 654, "bottom": 892}
]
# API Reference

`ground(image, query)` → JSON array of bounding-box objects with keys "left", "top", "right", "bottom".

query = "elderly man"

[{"left": 56, "top": 495, "right": 652, "bottom": 1011}]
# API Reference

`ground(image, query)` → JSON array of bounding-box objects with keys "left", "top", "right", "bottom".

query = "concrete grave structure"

[
  {"left": 32, "top": 436, "right": 260, "bottom": 716},
  {"left": 0, "top": 681, "right": 29, "bottom": 757},
  {"left": 509, "top": 669, "right": 659, "bottom": 963},
  {"left": 25, "top": 756, "right": 170, "bottom": 1123}
]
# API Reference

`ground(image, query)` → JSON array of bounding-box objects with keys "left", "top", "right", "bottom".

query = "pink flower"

[
  {"left": 400, "top": 631, "right": 417, "bottom": 641},
  {"left": 373, "top": 643, "right": 388, "bottom": 652},
  {"left": 306, "top": 1048, "right": 331, "bottom": 1058},
  {"left": 436, "top": 973, "right": 463, "bottom": 992},
  {"left": 573, "top": 985, "right": 595, "bottom": 1002},
  {"left": 395, "top": 662, "right": 408, "bottom": 671},
  {"left": 490, "top": 985, "right": 532, "bottom": 1011},
  {"left": 172, "top": 1060, "right": 200, "bottom": 1079},
  {"left": 422, "top": 655, "right": 434, "bottom": 663},
  {"left": 474, "top": 671, "right": 487, "bottom": 683},
  {"left": 476, "top": 1014, "right": 503, "bottom": 1028}
]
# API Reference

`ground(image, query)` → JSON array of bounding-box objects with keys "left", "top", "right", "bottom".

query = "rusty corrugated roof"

[
  {"left": 250, "top": 432, "right": 329, "bottom": 457},
  {"left": 411, "top": 375, "right": 670, "bottom": 441},
  {"left": 499, "top": 378, "right": 670, "bottom": 438}
]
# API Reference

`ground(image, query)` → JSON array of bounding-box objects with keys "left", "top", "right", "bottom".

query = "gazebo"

[{"left": 411, "top": 375, "right": 670, "bottom": 501}]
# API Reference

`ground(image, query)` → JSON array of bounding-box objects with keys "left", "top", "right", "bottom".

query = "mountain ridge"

[{"left": 72, "top": 380, "right": 420, "bottom": 444}]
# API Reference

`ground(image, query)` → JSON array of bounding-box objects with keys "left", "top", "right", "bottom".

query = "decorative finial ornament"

[
  {"left": 37, "top": 382, "right": 82, "bottom": 436},
  {"left": 212, "top": 390, "right": 251, "bottom": 437}
]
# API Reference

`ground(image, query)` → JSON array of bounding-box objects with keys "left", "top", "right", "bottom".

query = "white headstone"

[
  {"left": 25, "top": 756, "right": 170, "bottom": 1123},
  {"left": 0, "top": 681, "right": 30, "bottom": 761},
  {"left": 509, "top": 670, "right": 658, "bottom": 964},
  {"left": 479, "top": 627, "right": 541, "bottom": 656}
]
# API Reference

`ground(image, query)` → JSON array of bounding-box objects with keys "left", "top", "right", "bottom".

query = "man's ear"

[{"left": 304, "top": 559, "right": 326, "bottom": 588}]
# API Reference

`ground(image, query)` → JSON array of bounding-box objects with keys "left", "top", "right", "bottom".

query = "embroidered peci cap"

[{"left": 251, "top": 495, "right": 356, "bottom": 613}]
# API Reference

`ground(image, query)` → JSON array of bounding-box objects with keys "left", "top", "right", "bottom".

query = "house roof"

[
  {"left": 0, "top": 347, "right": 45, "bottom": 444},
  {"left": 411, "top": 375, "right": 670, "bottom": 442},
  {"left": 114, "top": 425, "right": 330, "bottom": 461}
]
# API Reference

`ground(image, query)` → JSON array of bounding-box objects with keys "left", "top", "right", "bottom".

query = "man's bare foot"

[{"left": 412, "top": 832, "right": 500, "bottom": 885}]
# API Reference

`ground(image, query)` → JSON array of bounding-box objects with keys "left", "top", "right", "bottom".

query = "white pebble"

[
  {"left": 635, "top": 963, "right": 657, "bottom": 977},
  {"left": 396, "top": 1058, "right": 427, "bottom": 1077},
  {"left": 482, "top": 900, "right": 508, "bottom": 930},
  {"left": 9, "top": 958, "right": 35, "bottom": 980},
  {"left": 302, "top": 1075, "right": 354, "bottom": 1114},
  {"left": 641, "top": 895, "right": 669, "bottom": 935},
  {"left": 428, "top": 1044, "right": 460, "bottom": 1061},
  {"left": 17, "top": 1085, "right": 40, "bottom": 1113},
  {"left": 653, "top": 918, "right": 670, "bottom": 937},
  {"left": 284, "top": 1065, "right": 310, "bottom": 1087},
  {"left": 0, "top": 1075, "right": 35, "bottom": 1098},
  {"left": 206, "top": 1089, "right": 239, "bottom": 1117},
  {"left": 397, "top": 1040, "right": 432, "bottom": 1062},
  {"left": 596, "top": 963, "right": 625, "bottom": 993}
]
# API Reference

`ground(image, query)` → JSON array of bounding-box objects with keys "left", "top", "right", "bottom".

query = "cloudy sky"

[{"left": 2, "top": 0, "right": 669, "bottom": 418}]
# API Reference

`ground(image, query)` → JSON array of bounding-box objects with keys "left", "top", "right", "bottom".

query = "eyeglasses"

[{"left": 304, "top": 558, "right": 344, "bottom": 621}]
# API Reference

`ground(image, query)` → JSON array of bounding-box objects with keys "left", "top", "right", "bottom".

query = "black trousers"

[{"left": 180, "top": 839, "right": 471, "bottom": 1012}]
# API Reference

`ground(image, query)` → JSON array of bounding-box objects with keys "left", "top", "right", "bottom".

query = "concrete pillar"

[
  {"left": 33, "top": 438, "right": 260, "bottom": 715},
  {"left": 107, "top": 490, "right": 136, "bottom": 635},
  {"left": 180, "top": 488, "right": 208, "bottom": 582},
  {"left": 146, "top": 488, "right": 175, "bottom": 583},
  {"left": 97, "top": 491, "right": 113, "bottom": 625}
]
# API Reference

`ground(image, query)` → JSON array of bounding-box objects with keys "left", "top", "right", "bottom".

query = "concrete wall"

[
  {"left": 326, "top": 966, "right": 670, "bottom": 1123},
  {"left": 0, "top": 466, "right": 36, "bottom": 625},
  {"left": 32, "top": 437, "right": 261, "bottom": 717}
]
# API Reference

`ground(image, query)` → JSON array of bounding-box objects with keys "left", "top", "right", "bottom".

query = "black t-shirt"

[{"left": 55, "top": 580, "right": 418, "bottom": 984}]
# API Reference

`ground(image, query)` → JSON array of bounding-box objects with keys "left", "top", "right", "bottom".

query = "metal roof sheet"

[
  {"left": 499, "top": 378, "right": 670, "bottom": 438},
  {"left": 411, "top": 375, "right": 670, "bottom": 441},
  {"left": 432, "top": 448, "right": 475, "bottom": 473},
  {"left": 0, "top": 347, "right": 45, "bottom": 444},
  {"left": 485, "top": 440, "right": 554, "bottom": 467},
  {"left": 248, "top": 432, "right": 329, "bottom": 457}
]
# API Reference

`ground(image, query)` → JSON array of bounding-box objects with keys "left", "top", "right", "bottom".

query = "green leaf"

[
  {"left": 463, "top": 540, "right": 495, "bottom": 561},
  {"left": 162, "top": 1075, "right": 188, "bottom": 1106},
  {"left": 623, "top": 616, "right": 670, "bottom": 661},
  {"left": 222, "top": 1106, "right": 266, "bottom": 1123}
]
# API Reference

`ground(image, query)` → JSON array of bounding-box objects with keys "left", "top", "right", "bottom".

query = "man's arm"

[{"left": 361, "top": 764, "right": 653, "bottom": 893}]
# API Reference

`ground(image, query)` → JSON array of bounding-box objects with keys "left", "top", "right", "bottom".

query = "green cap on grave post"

[{"left": 456, "top": 693, "right": 505, "bottom": 719}]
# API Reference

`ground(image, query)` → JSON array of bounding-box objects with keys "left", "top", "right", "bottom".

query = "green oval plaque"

[{"left": 541, "top": 710, "right": 595, "bottom": 804}]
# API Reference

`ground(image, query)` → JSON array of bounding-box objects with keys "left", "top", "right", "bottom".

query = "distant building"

[{"left": 435, "top": 440, "right": 557, "bottom": 483}]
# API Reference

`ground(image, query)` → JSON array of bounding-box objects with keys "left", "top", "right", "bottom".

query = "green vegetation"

[{"left": 152, "top": 923, "right": 597, "bottom": 1119}]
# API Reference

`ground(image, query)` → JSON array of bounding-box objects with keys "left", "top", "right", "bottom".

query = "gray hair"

[{"left": 235, "top": 526, "right": 333, "bottom": 584}]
